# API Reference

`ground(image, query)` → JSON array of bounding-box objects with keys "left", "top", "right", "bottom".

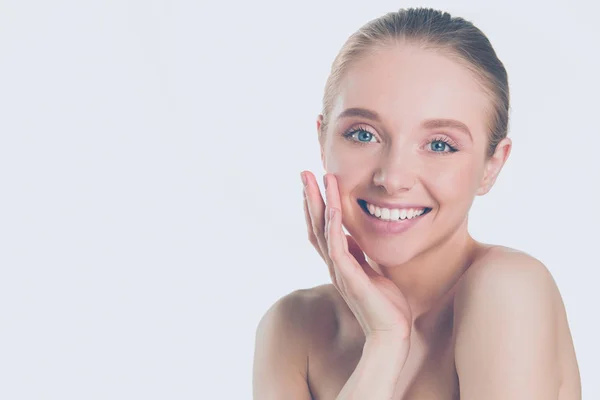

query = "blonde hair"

[{"left": 319, "top": 8, "right": 509, "bottom": 158}]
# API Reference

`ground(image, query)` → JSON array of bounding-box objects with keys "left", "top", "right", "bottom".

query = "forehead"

[{"left": 332, "top": 45, "right": 492, "bottom": 135}]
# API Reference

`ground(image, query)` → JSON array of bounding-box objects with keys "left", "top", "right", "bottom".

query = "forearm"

[{"left": 336, "top": 336, "right": 409, "bottom": 400}]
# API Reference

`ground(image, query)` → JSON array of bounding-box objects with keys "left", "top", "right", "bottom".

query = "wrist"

[
  {"left": 366, "top": 329, "right": 411, "bottom": 347},
  {"left": 364, "top": 333, "right": 410, "bottom": 366}
]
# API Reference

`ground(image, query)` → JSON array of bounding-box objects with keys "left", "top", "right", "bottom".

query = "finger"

[
  {"left": 323, "top": 177, "right": 364, "bottom": 291},
  {"left": 302, "top": 188, "right": 323, "bottom": 258},
  {"left": 303, "top": 171, "right": 328, "bottom": 257},
  {"left": 328, "top": 208, "right": 366, "bottom": 293},
  {"left": 302, "top": 171, "right": 335, "bottom": 284},
  {"left": 346, "top": 234, "right": 380, "bottom": 279},
  {"left": 346, "top": 235, "right": 366, "bottom": 264},
  {"left": 323, "top": 174, "right": 344, "bottom": 251},
  {"left": 346, "top": 235, "right": 375, "bottom": 273},
  {"left": 324, "top": 174, "right": 343, "bottom": 218},
  {"left": 326, "top": 208, "right": 346, "bottom": 293}
]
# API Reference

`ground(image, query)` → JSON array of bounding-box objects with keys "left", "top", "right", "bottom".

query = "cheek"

[
  {"left": 324, "top": 146, "right": 373, "bottom": 218},
  {"left": 328, "top": 154, "right": 369, "bottom": 208},
  {"left": 425, "top": 160, "right": 480, "bottom": 203},
  {"left": 325, "top": 143, "right": 374, "bottom": 178}
]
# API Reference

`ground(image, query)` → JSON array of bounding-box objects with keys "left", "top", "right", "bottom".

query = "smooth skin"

[
  {"left": 312, "top": 173, "right": 413, "bottom": 340},
  {"left": 253, "top": 43, "right": 581, "bottom": 399}
]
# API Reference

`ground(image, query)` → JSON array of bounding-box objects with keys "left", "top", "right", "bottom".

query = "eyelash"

[{"left": 342, "top": 126, "right": 459, "bottom": 154}]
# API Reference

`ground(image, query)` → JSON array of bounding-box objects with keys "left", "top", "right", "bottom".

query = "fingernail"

[
  {"left": 330, "top": 208, "right": 335, "bottom": 219},
  {"left": 323, "top": 174, "right": 328, "bottom": 189},
  {"left": 300, "top": 171, "right": 307, "bottom": 187}
]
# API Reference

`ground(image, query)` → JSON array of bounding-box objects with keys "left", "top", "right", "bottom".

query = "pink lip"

[{"left": 361, "top": 198, "right": 431, "bottom": 210}]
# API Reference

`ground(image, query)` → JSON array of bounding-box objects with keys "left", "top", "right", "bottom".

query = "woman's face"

[{"left": 318, "top": 44, "right": 509, "bottom": 267}]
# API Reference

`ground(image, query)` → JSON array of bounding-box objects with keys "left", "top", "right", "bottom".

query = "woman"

[{"left": 253, "top": 8, "right": 581, "bottom": 399}]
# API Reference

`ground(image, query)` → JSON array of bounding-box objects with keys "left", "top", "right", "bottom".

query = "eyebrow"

[{"left": 336, "top": 107, "right": 472, "bottom": 140}]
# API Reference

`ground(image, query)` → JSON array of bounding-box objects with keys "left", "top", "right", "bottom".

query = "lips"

[
  {"left": 354, "top": 199, "right": 430, "bottom": 235},
  {"left": 357, "top": 199, "right": 432, "bottom": 221}
]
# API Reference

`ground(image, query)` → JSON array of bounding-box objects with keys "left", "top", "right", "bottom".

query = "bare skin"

[
  {"left": 295, "top": 173, "right": 579, "bottom": 399},
  {"left": 253, "top": 42, "right": 582, "bottom": 399},
  {"left": 303, "top": 247, "right": 581, "bottom": 399}
]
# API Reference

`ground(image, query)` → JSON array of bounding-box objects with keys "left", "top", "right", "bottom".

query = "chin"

[
  {"left": 363, "top": 240, "right": 420, "bottom": 268},
  {"left": 343, "top": 225, "right": 421, "bottom": 268}
]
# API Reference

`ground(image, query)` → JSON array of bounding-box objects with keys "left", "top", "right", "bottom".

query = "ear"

[
  {"left": 476, "top": 137, "right": 512, "bottom": 196},
  {"left": 317, "top": 114, "right": 326, "bottom": 170}
]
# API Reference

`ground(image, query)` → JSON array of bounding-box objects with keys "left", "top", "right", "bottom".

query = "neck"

[{"left": 366, "top": 218, "right": 479, "bottom": 327}]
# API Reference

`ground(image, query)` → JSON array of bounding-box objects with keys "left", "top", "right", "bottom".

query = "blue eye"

[
  {"left": 430, "top": 140, "right": 449, "bottom": 152},
  {"left": 343, "top": 127, "right": 378, "bottom": 143},
  {"left": 356, "top": 131, "right": 374, "bottom": 142},
  {"left": 428, "top": 138, "right": 458, "bottom": 153}
]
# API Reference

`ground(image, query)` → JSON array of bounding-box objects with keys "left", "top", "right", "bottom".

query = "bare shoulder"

[
  {"left": 455, "top": 245, "right": 560, "bottom": 308},
  {"left": 452, "top": 245, "right": 581, "bottom": 399},
  {"left": 256, "top": 283, "right": 340, "bottom": 354},
  {"left": 454, "top": 244, "right": 562, "bottom": 335},
  {"left": 253, "top": 284, "right": 340, "bottom": 399}
]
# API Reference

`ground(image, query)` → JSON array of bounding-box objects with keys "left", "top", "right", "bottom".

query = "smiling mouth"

[{"left": 357, "top": 199, "right": 432, "bottom": 222}]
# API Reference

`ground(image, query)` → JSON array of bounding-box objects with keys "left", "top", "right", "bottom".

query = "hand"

[{"left": 301, "top": 171, "right": 413, "bottom": 340}]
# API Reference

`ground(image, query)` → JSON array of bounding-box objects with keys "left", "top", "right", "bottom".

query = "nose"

[{"left": 372, "top": 147, "right": 419, "bottom": 195}]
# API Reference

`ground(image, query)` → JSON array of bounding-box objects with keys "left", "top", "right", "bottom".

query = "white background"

[{"left": 1, "top": 0, "right": 598, "bottom": 398}]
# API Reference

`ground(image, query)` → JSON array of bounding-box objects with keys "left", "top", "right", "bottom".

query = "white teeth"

[
  {"left": 368, "top": 203, "right": 375, "bottom": 215},
  {"left": 364, "top": 202, "right": 427, "bottom": 221},
  {"left": 381, "top": 208, "right": 390, "bottom": 220}
]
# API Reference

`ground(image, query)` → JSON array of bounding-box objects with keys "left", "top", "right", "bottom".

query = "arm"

[
  {"left": 252, "top": 291, "right": 313, "bottom": 400},
  {"left": 454, "top": 253, "right": 562, "bottom": 399},
  {"left": 336, "top": 334, "right": 410, "bottom": 400}
]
